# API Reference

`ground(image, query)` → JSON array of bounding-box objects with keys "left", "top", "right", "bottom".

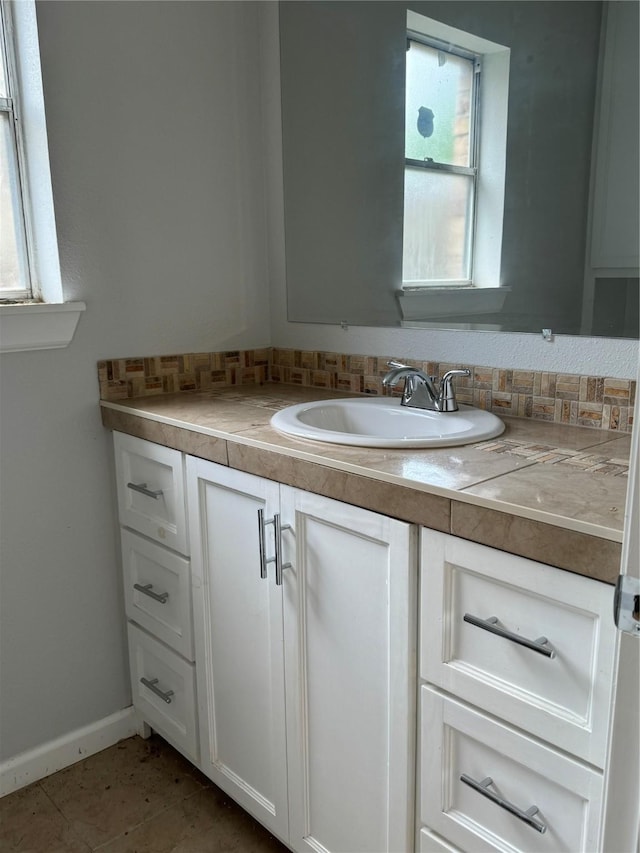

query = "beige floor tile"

[
  {"left": 39, "top": 737, "right": 207, "bottom": 850},
  {"left": 0, "top": 783, "right": 90, "bottom": 852},
  {"left": 96, "top": 787, "right": 288, "bottom": 853}
]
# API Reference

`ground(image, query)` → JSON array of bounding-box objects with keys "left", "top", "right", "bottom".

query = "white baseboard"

[{"left": 0, "top": 706, "right": 138, "bottom": 797}]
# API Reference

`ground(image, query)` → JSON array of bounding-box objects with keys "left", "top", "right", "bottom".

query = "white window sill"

[
  {"left": 0, "top": 302, "right": 86, "bottom": 353},
  {"left": 397, "top": 286, "right": 509, "bottom": 320}
]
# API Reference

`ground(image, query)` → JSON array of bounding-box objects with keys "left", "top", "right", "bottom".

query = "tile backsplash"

[
  {"left": 98, "top": 349, "right": 271, "bottom": 400},
  {"left": 99, "top": 347, "right": 636, "bottom": 432}
]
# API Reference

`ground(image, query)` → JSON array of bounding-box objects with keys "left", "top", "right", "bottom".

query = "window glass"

[
  {"left": 0, "top": 3, "right": 31, "bottom": 298},
  {"left": 405, "top": 39, "right": 474, "bottom": 167},
  {"left": 0, "top": 112, "right": 28, "bottom": 292},
  {"left": 0, "top": 46, "right": 7, "bottom": 97},
  {"left": 403, "top": 166, "right": 473, "bottom": 282}
]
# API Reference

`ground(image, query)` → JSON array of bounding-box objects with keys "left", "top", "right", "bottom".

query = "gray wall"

[
  {"left": 281, "top": 1, "right": 406, "bottom": 325},
  {"left": 0, "top": 0, "right": 270, "bottom": 761}
]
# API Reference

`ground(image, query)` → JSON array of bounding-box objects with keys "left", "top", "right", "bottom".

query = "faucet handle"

[
  {"left": 441, "top": 368, "right": 471, "bottom": 382},
  {"left": 439, "top": 368, "right": 471, "bottom": 412},
  {"left": 386, "top": 359, "right": 409, "bottom": 370}
]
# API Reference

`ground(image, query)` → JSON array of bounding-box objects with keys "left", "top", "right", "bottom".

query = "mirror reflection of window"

[{"left": 403, "top": 36, "right": 478, "bottom": 286}]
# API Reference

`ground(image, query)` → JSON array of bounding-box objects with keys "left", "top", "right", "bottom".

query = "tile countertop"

[{"left": 100, "top": 385, "right": 633, "bottom": 584}]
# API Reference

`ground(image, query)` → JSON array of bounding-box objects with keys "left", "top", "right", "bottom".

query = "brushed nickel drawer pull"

[
  {"left": 460, "top": 774, "right": 547, "bottom": 834},
  {"left": 127, "top": 482, "right": 163, "bottom": 499},
  {"left": 463, "top": 613, "right": 556, "bottom": 658},
  {"left": 133, "top": 583, "right": 169, "bottom": 604},
  {"left": 140, "top": 677, "right": 174, "bottom": 704}
]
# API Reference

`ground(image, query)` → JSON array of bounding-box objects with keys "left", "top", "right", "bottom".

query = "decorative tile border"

[
  {"left": 98, "top": 347, "right": 636, "bottom": 433},
  {"left": 98, "top": 349, "right": 270, "bottom": 402},
  {"left": 270, "top": 348, "right": 635, "bottom": 432},
  {"left": 477, "top": 439, "right": 629, "bottom": 476}
]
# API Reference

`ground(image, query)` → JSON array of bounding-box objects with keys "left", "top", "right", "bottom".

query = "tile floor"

[{"left": 0, "top": 735, "right": 290, "bottom": 852}]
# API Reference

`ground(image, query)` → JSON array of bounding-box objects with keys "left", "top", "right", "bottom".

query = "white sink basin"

[{"left": 270, "top": 397, "right": 505, "bottom": 448}]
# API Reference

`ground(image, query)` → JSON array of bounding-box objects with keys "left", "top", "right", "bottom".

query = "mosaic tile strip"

[
  {"left": 271, "top": 349, "right": 635, "bottom": 433},
  {"left": 98, "top": 349, "right": 270, "bottom": 402},
  {"left": 477, "top": 439, "right": 629, "bottom": 476},
  {"left": 98, "top": 347, "right": 636, "bottom": 433}
]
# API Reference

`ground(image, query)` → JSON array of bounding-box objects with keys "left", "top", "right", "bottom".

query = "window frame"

[
  {"left": 0, "top": 0, "right": 35, "bottom": 301},
  {"left": 403, "top": 31, "right": 482, "bottom": 289},
  {"left": 0, "top": 0, "right": 85, "bottom": 353}
]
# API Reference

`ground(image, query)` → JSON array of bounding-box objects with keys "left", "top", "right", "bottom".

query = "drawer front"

[
  {"left": 122, "top": 529, "right": 193, "bottom": 660},
  {"left": 420, "top": 530, "right": 615, "bottom": 766},
  {"left": 114, "top": 432, "right": 188, "bottom": 554},
  {"left": 128, "top": 623, "right": 198, "bottom": 762},
  {"left": 419, "top": 828, "right": 461, "bottom": 852},
  {"left": 421, "top": 687, "right": 603, "bottom": 853}
]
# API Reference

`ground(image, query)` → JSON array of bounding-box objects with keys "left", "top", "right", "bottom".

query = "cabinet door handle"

[
  {"left": 460, "top": 774, "right": 547, "bottom": 834},
  {"left": 140, "top": 677, "right": 174, "bottom": 704},
  {"left": 273, "top": 513, "right": 292, "bottom": 587},
  {"left": 257, "top": 509, "right": 291, "bottom": 584},
  {"left": 133, "top": 583, "right": 169, "bottom": 604},
  {"left": 127, "top": 482, "right": 163, "bottom": 499},
  {"left": 257, "top": 508, "right": 270, "bottom": 579},
  {"left": 463, "top": 613, "right": 555, "bottom": 658}
]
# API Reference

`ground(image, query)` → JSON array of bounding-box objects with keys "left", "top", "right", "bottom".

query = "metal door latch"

[{"left": 614, "top": 575, "right": 640, "bottom": 636}]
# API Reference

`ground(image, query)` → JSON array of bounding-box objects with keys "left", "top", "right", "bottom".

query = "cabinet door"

[
  {"left": 281, "top": 486, "right": 416, "bottom": 853},
  {"left": 186, "top": 458, "right": 288, "bottom": 841}
]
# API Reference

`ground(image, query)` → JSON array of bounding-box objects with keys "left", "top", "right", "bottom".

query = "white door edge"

[{"left": 601, "top": 359, "right": 640, "bottom": 853}]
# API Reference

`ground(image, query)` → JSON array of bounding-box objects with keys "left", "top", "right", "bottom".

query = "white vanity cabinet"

[
  {"left": 186, "top": 456, "right": 416, "bottom": 853},
  {"left": 113, "top": 432, "right": 199, "bottom": 763},
  {"left": 110, "top": 429, "right": 623, "bottom": 853},
  {"left": 418, "top": 530, "right": 617, "bottom": 852}
]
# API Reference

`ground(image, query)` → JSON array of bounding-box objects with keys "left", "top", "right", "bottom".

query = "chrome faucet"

[{"left": 382, "top": 361, "right": 471, "bottom": 412}]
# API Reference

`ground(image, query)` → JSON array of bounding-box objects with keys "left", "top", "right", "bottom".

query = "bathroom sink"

[{"left": 270, "top": 397, "right": 505, "bottom": 448}]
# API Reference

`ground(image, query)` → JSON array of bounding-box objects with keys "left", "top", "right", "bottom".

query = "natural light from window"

[
  {"left": 0, "top": 2, "right": 31, "bottom": 299},
  {"left": 0, "top": 0, "right": 85, "bottom": 353},
  {"left": 403, "top": 36, "right": 478, "bottom": 287}
]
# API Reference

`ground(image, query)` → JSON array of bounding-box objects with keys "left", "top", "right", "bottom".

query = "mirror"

[{"left": 280, "top": 1, "right": 639, "bottom": 338}]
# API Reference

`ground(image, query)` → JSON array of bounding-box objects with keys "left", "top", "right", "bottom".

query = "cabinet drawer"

[
  {"left": 420, "top": 530, "right": 615, "bottom": 766},
  {"left": 420, "top": 687, "right": 603, "bottom": 853},
  {"left": 128, "top": 623, "right": 198, "bottom": 762},
  {"left": 114, "top": 432, "right": 188, "bottom": 554},
  {"left": 122, "top": 529, "right": 193, "bottom": 661},
  {"left": 419, "top": 828, "right": 461, "bottom": 852}
]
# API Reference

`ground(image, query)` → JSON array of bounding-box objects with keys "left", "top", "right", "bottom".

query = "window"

[
  {"left": 0, "top": 0, "right": 32, "bottom": 299},
  {"left": 399, "top": 11, "right": 510, "bottom": 320},
  {"left": 0, "top": 1, "right": 84, "bottom": 352},
  {"left": 403, "top": 34, "right": 479, "bottom": 287}
]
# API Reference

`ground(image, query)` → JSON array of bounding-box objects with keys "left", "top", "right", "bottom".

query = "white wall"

[{"left": 0, "top": 0, "right": 270, "bottom": 761}]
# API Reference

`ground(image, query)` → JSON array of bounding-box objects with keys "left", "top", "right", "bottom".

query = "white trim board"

[{"left": 0, "top": 706, "right": 138, "bottom": 797}]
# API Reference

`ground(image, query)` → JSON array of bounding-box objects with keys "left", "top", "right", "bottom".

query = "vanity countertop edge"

[{"left": 100, "top": 385, "right": 630, "bottom": 584}]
